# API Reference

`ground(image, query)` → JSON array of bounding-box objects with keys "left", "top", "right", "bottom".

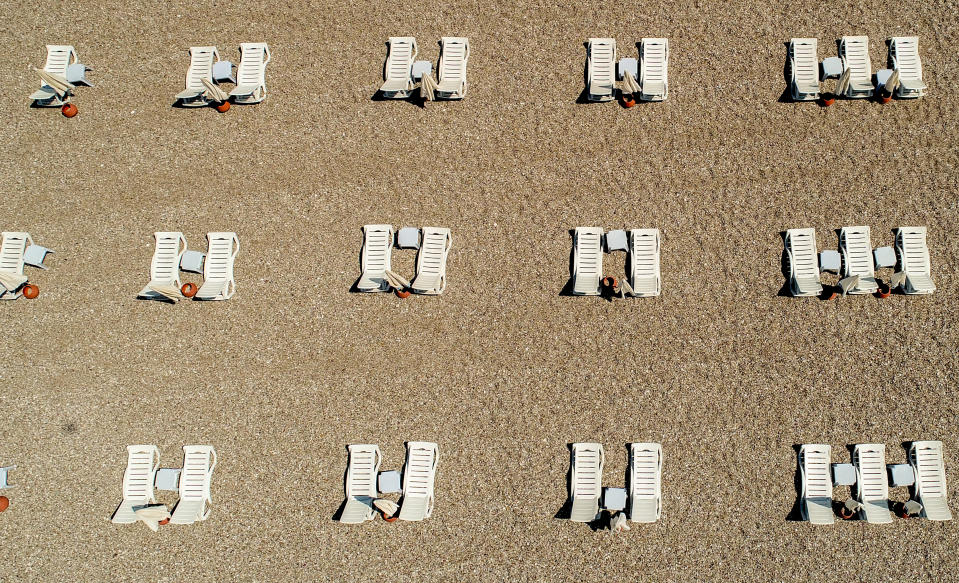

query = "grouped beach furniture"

[
  {"left": 889, "top": 37, "right": 926, "bottom": 98},
  {"left": 839, "top": 36, "right": 873, "bottom": 98},
  {"left": 358, "top": 224, "right": 394, "bottom": 292},
  {"left": 839, "top": 226, "right": 879, "bottom": 294},
  {"left": 170, "top": 445, "right": 218, "bottom": 524},
  {"left": 435, "top": 37, "right": 469, "bottom": 99},
  {"left": 895, "top": 226, "right": 935, "bottom": 294},
  {"left": 195, "top": 232, "right": 239, "bottom": 300},
  {"left": 784, "top": 228, "right": 822, "bottom": 297},
  {"left": 639, "top": 38, "right": 669, "bottom": 101},
  {"left": 138, "top": 232, "right": 188, "bottom": 302},
  {"left": 111, "top": 445, "right": 161, "bottom": 524},
  {"left": 910, "top": 441, "right": 952, "bottom": 521},
  {"left": 587, "top": 38, "right": 617, "bottom": 102},
  {"left": 789, "top": 38, "right": 820, "bottom": 101},
  {"left": 853, "top": 443, "right": 893, "bottom": 524},
  {"left": 30, "top": 45, "right": 81, "bottom": 107},
  {"left": 398, "top": 441, "right": 439, "bottom": 522},
  {"left": 572, "top": 227, "right": 603, "bottom": 295},
  {"left": 175, "top": 46, "right": 220, "bottom": 106},
  {"left": 799, "top": 444, "right": 834, "bottom": 525},
  {"left": 411, "top": 227, "right": 452, "bottom": 295},
  {"left": 340, "top": 444, "right": 381, "bottom": 524},
  {"left": 229, "top": 43, "right": 270, "bottom": 104},
  {"left": 570, "top": 443, "right": 604, "bottom": 522},
  {"left": 380, "top": 37, "right": 418, "bottom": 98},
  {"left": 628, "top": 443, "right": 662, "bottom": 523},
  {"left": 357, "top": 225, "right": 451, "bottom": 295}
]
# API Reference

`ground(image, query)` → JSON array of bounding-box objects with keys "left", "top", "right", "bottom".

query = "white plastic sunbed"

[
  {"left": 30, "top": 45, "right": 79, "bottom": 106},
  {"left": 840, "top": 36, "right": 873, "bottom": 98},
  {"left": 895, "top": 226, "right": 935, "bottom": 295},
  {"left": 572, "top": 227, "right": 603, "bottom": 295},
  {"left": 628, "top": 443, "right": 662, "bottom": 523},
  {"left": 435, "top": 37, "right": 469, "bottom": 99},
  {"left": 627, "top": 229, "right": 661, "bottom": 297},
  {"left": 411, "top": 227, "right": 452, "bottom": 295},
  {"left": 853, "top": 443, "right": 893, "bottom": 524},
  {"left": 889, "top": 37, "right": 926, "bottom": 98},
  {"left": 111, "top": 445, "right": 160, "bottom": 524},
  {"left": 380, "top": 37, "right": 418, "bottom": 98},
  {"left": 357, "top": 224, "right": 394, "bottom": 292},
  {"left": 170, "top": 445, "right": 217, "bottom": 524},
  {"left": 340, "top": 444, "right": 381, "bottom": 524},
  {"left": 640, "top": 38, "right": 669, "bottom": 101},
  {"left": 784, "top": 228, "right": 822, "bottom": 297},
  {"left": 587, "top": 38, "right": 616, "bottom": 102},
  {"left": 839, "top": 226, "right": 878, "bottom": 294},
  {"left": 909, "top": 441, "right": 952, "bottom": 521},
  {"left": 570, "top": 442, "right": 604, "bottom": 522},
  {"left": 799, "top": 444, "right": 834, "bottom": 525},
  {"left": 0, "top": 232, "right": 33, "bottom": 300},
  {"left": 398, "top": 441, "right": 439, "bottom": 521},
  {"left": 175, "top": 46, "right": 220, "bottom": 106},
  {"left": 229, "top": 43, "right": 270, "bottom": 104},
  {"left": 195, "top": 232, "right": 239, "bottom": 300},
  {"left": 789, "top": 38, "right": 820, "bottom": 101},
  {"left": 137, "top": 232, "right": 187, "bottom": 302}
]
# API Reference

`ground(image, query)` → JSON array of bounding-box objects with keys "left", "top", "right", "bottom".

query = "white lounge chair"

[
  {"left": 839, "top": 226, "right": 878, "bottom": 294},
  {"left": 789, "top": 38, "right": 820, "bottom": 101},
  {"left": 340, "top": 444, "right": 381, "bottom": 524},
  {"left": 840, "top": 36, "right": 873, "bottom": 98},
  {"left": 628, "top": 443, "right": 662, "bottom": 523},
  {"left": 175, "top": 46, "right": 220, "bottom": 106},
  {"left": 909, "top": 441, "right": 952, "bottom": 521},
  {"left": 229, "top": 43, "right": 270, "bottom": 104},
  {"left": 799, "top": 444, "right": 834, "bottom": 525},
  {"left": 398, "top": 441, "right": 439, "bottom": 521},
  {"left": 570, "top": 442, "right": 604, "bottom": 522},
  {"left": 137, "top": 232, "right": 187, "bottom": 302},
  {"left": 357, "top": 224, "right": 394, "bottom": 292},
  {"left": 784, "top": 228, "right": 822, "bottom": 297},
  {"left": 0, "top": 232, "right": 33, "bottom": 300},
  {"left": 170, "top": 445, "right": 217, "bottom": 524},
  {"left": 411, "top": 227, "right": 452, "bottom": 295},
  {"left": 853, "top": 443, "right": 893, "bottom": 524},
  {"left": 895, "top": 226, "right": 935, "bottom": 294},
  {"left": 435, "top": 37, "right": 469, "bottom": 99},
  {"left": 195, "top": 232, "right": 239, "bottom": 300},
  {"left": 640, "top": 38, "right": 669, "bottom": 101},
  {"left": 587, "top": 38, "right": 616, "bottom": 102},
  {"left": 111, "top": 445, "right": 160, "bottom": 524},
  {"left": 30, "top": 45, "right": 78, "bottom": 106},
  {"left": 380, "top": 37, "right": 418, "bottom": 98},
  {"left": 572, "top": 227, "right": 603, "bottom": 295},
  {"left": 627, "top": 229, "right": 661, "bottom": 297},
  {"left": 889, "top": 37, "right": 926, "bottom": 98}
]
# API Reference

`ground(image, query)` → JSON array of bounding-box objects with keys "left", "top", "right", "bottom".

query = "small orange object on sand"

[
  {"left": 0, "top": 496, "right": 9, "bottom": 512},
  {"left": 158, "top": 518, "right": 170, "bottom": 525},
  {"left": 622, "top": 95, "right": 636, "bottom": 108},
  {"left": 61, "top": 103, "right": 78, "bottom": 118},
  {"left": 396, "top": 290, "right": 411, "bottom": 299},
  {"left": 181, "top": 282, "right": 198, "bottom": 298},
  {"left": 821, "top": 94, "right": 836, "bottom": 107},
  {"left": 877, "top": 285, "right": 891, "bottom": 299},
  {"left": 22, "top": 284, "right": 39, "bottom": 299},
  {"left": 383, "top": 515, "right": 398, "bottom": 522},
  {"left": 215, "top": 102, "right": 231, "bottom": 113}
]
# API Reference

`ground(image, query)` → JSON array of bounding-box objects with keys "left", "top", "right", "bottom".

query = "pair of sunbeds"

[
  {"left": 799, "top": 441, "right": 951, "bottom": 525},
  {"left": 571, "top": 227, "right": 661, "bottom": 296},
  {"left": 0, "top": 232, "right": 53, "bottom": 300},
  {"left": 785, "top": 226, "right": 934, "bottom": 297},
  {"left": 138, "top": 232, "right": 239, "bottom": 302},
  {"left": 359, "top": 225, "right": 451, "bottom": 295},
  {"left": 112, "top": 445, "right": 217, "bottom": 526},
  {"left": 175, "top": 43, "right": 271, "bottom": 106},
  {"left": 380, "top": 37, "right": 469, "bottom": 99},
  {"left": 29, "top": 45, "right": 93, "bottom": 108},
  {"left": 587, "top": 38, "right": 668, "bottom": 102},
  {"left": 569, "top": 443, "right": 662, "bottom": 524},
  {"left": 341, "top": 442, "right": 439, "bottom": 523},
  {"left": 789, "top": 36, "right": 926, "bottom": 101}
]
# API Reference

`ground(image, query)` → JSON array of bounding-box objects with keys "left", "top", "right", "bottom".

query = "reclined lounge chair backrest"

[
  {"left": 238, "top": 43, "right": 269, "bottom": 88},
  {"left": 839, "top": 226, "right": 878, "bottom": 293},
  {"left": 895, "top": 226, "right": 935, "bottom": 294},
  {"left": 910, "top": 440, "right": 952, "bottom": 521},
  {"left": 171, "top": 445, "right": 217, "bottom": 524},
  {"left": 381, "top": 37, "right": 417, "bottom": 97},
  {"left": 587, "top": 38, "right": 616, "bottom": 101},
  {"left": 0, "top": 232, "right": 32, "bottom": 277},
  {"left": 789, "top": 38, "right": 819, "bottom": 101},
  {"left": 183, "top": 46, "right": 218, "bottom": 95},
  {"left": 889, "top": 36, "right": 926, "bottom": 97},
  {"left": 628, "top": 442, "right": 662, "bottom": 523},
  {"left": 340, "top": 444, "right": 381, "bottom": 524},
  {"left": 572, "top": 227, "right": 603, "bottom": 295},
  {"left": 42, "top": 45, "right": 78, "bottom": 76},
  {"left": 111, "top": 444, "right": 160, "bottom": 524},
  {"left": 640, "top": 38, "right": 669, "bottom": 101},
  {"left": 799, "top": 444, "right": 834, "bottom": 525},
  {"left": 854, "top": 443, "right": 893, "bottom": 524},
  {"left": 150, "top": 231, "right": 187, "bottom": 285},
  {"left": 840, "top": 36, "right": 873, "bottom": 97},
  {"left": 784, "top": 228, "right": 822, "bottom": 297},
  {"left": 628, "top": 228, "right": 661, "bottom": 297},
  {"left": 437, "top": 37, "right": 469, "bottom": 98},
  {"left": 358, "top": 224, "right": 393, "bottom": 292},
  {"left": 411, "top": 227, "right": 451, "bottom": 295},
  {"left": 399, "top": 441, "right": 439, "bottom": 521},
  {"left": 570, "top": 442, "right": 604, "bottom": 522},
  {"left": 196, "top": 232, "right": 239, "bottom": 300}
]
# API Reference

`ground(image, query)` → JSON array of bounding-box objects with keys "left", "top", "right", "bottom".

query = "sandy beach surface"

[{"left": 0, "top": 1, "right": 957, "bottom": 581}]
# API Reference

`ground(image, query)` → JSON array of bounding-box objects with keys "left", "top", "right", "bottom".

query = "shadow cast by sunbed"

[
  {"left": 559, "top": 230, "right": 577, "bottom": 295},
  {"left": 786, "top": 443, "right": 805, "bottom": 521}
]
